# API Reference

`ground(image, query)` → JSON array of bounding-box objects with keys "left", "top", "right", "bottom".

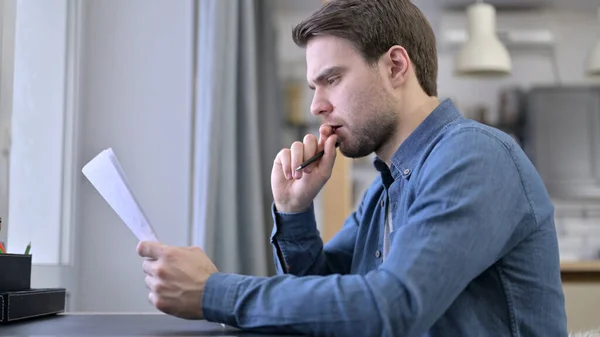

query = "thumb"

[
  {"left": 137, "top": 240, "right": 164, "bottom": 259},
  {"left": 318, "top": 135, "right": 338, "bottom": 173}
]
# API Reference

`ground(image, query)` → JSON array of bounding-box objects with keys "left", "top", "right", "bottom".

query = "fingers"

[
  {"left": 274, "top": 148, "right": 292, "bottom": 180},
  {"left": 142, "top": 259, "right": 156, "bottom": 276},
  {"left": 318, "top": 134, "right": 338, "bottom": 174},
  {"left": 319, "top": 124, "right": 334, "bottom": 139},
  {"left": 302, "top": 134, "right": 318, "bottom": 174},
  {"left": 142, "top": 255, "right": 168, "bottom": 280},
  {"left": 274, "top": 133, "right": 322, "bottom": 179},
  {"left": 145, "top": 274, "right": 154, "bottom": 290},
  {"left": 137, "top": 241, "right": 164, "bottom": 259},
  {"left": 318, "top": 125, "right": 334, "bottom": 149},
  {"left": 290, "top": 141, "right": 304, "bottom": 179}
]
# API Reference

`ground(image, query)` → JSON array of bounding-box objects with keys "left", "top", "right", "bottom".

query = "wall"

[{"left": 71, "top": 0, "right": 195, "bottom": 312}]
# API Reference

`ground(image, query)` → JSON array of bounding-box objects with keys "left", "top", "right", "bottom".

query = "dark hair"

[{"left": 292, "top": 0, "right": 438, "bottom": 97}]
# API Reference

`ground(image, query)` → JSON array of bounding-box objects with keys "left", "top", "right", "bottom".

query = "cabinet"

[{"left": 525, "top": 86, "right": 600, "bottom": 200}]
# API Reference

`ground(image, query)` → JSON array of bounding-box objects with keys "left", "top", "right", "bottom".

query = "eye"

[{"left": 327, "top": 76, "right": 340, "bottom": 85}]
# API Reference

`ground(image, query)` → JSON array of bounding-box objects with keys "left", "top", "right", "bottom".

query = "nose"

[{"left": 310, "top": 91, "right": 333, "bottom": 116}]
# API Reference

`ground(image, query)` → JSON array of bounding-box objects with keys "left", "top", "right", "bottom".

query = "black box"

[
  {"left": 0, "top": 253, "right": 32, "bottom": 292},
  {"left": 0, "top": 253, "right": 66, "bottom": 324},
  {"left": 0, "top": 288, "right": 66, "bottom": 323}
]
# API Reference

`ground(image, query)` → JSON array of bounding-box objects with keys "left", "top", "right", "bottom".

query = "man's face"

[{"left": 306, "top": 35, "right": 397, "bottom": 158}]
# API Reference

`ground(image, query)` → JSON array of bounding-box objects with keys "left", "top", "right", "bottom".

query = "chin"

[{"left": 340, "top": 143, "right": 374, "bottom": 159}]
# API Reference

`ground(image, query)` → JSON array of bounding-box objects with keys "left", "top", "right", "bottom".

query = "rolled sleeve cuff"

[{"left": 202, "top": 272, "right": 245, "bottom": 326}]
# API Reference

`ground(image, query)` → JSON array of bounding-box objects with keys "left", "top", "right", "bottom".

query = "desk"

[{"left": 0, "top": 313, "right": 301, "bottom": 336}]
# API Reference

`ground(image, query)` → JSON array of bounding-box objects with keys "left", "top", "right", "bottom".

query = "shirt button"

[
  {"left": 375, "top": 250, "right": 381, "bottom": 258},
  {"left": 403, "top": 168, "right": 410, "bottom": 175}
]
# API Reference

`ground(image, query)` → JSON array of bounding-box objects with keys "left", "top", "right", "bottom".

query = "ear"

[{"left": 384, "top": 45, "right": 410, "bottom": 88}]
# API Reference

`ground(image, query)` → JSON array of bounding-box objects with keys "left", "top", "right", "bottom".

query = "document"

[{"left": 82, "top": 148, "right": 159, "bottom": 242}]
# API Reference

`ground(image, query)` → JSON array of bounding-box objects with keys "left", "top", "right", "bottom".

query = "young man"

[{"left": 137, "top": 0, "right": 568, "bottom": 336}]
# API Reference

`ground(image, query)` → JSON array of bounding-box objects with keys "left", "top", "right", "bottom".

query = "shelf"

[
  {"left": 561, "top": 261, "right": 600, "bottom": 273},
  {"left": 439, "top": 28, "right": 555, "bottom": 52},
  {"left": 560, "top": 261, "right": 600, "bottom": 283}
]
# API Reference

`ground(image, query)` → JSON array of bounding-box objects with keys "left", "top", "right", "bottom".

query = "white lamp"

[
  {"left": 586, "top": 7, "right": 600, "bottom": 76},
  {"left": 455, "top": 1, "right": 511, "bottom": 76}
]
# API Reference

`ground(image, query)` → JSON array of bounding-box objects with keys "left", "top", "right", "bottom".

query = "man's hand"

[
  {"left": 271, "top": 124, "right": 339, "bottom": 213},
  {"left": 137, "top": 241, "right": 218, "bottom": 320}
]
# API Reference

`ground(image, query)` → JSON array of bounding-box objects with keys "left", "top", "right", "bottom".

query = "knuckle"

[
  {"left": 303, "top": 134, "right": 316, "bottom": 143},
  {"left": 275, "top": 148, "right": 289, "bottom": 160},
  {"left": 154, "top": 280, "right": 166, "bottom": 293},
  {"left": 154, "top": 297, "right": 167, "bottom": 311},
  {"left": 278, "top": 148, "right": 290, "bottom": 159},
  {"left": 162, "top": 248, "right": 174, "bottom": 261},
  {"left": 155, "top": 264, "right": 168, "bottom": 278}
]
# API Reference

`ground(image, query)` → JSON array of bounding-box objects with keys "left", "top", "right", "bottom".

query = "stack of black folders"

[{"left": 0, "top": 252, "right": 66, "bottom": 324}]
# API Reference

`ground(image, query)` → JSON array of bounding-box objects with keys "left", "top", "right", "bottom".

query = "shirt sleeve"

[
  {"left": 269, "top": 195, "right": 362, "bottom": 276},
  {"left": 202, "top": 127, "right": 537, "bottom": 337}
]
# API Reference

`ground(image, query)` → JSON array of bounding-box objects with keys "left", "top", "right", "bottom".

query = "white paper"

[{"left": 82, "top": 148, "right": 159, "bottom": 242}]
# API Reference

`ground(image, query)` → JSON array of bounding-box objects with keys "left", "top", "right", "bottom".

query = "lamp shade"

[
  {"left": 587, "top": 8, "right": 600, "bottom": 76},
  {"left": 455, "top": 2, "right": 511, "bottom": 76}
]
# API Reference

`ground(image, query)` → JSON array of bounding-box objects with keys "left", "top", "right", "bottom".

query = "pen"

[
  {"left": 24, "top": 242, "right": 31, "bottom": 255},
  {"left": 295, "top": 142, "right": 340, "bottom": 171}
]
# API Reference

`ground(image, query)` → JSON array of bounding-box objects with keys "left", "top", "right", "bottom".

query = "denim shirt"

[{"left": 202, "top": 99, "right": 568, "bottom": 337}]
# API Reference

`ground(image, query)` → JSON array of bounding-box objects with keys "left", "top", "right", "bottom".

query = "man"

[{"left": 137, "top": 0, "right": 568, "bottom": 336}]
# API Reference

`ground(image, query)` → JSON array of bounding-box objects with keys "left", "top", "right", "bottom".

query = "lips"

[{"left": 331, "top": 125, "right": 342, "bottom": 133}]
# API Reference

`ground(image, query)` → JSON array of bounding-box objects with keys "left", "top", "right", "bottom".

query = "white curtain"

[{"left": 193, "top": 0, "right": 283, "bottom": 276}]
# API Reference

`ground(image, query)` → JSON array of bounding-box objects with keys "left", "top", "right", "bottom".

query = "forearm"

[
  {"left": 203, "top": 270, "right": 411, "bottom": 337},
  {"left": 271, "top": 203, "right": 344, "bottom": 276}
]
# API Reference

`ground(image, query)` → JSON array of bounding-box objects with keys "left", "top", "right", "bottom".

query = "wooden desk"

[{"left": 0, "top": 312, "right": 302, "bottom": 336}]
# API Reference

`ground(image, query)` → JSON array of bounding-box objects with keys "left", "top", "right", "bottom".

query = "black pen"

[{"left": 295, "top": 142, "right": 340, "bottom": 171}]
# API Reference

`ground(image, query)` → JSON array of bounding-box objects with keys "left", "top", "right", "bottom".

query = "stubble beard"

[{"left": 339, "top": 106, "right": 397, "bottom": 159}]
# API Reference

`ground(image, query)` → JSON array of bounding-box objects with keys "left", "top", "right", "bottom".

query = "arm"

[
  {"left": 269, "top": 195, "right": 363, "bottom": 276},
  {"left": 203, "top": 129, "right": 537, "bottom": 336}
]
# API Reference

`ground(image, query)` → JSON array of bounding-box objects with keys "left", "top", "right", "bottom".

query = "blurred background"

[{"left": 0, "top": 0, "right": 599, "bottom": 332}]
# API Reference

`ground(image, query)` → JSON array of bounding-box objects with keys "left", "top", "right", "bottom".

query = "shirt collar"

[{"left": 373, "top": 98, "right": 463, "bottom": 181}]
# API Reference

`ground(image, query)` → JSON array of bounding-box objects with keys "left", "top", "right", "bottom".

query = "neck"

[{"left": 376, "top": 93, "right": 440, "bottom": 166}]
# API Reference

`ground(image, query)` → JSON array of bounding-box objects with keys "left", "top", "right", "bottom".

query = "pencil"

[
  {"left": 24, "top": 242, "right": 31, "bottom": 255},
  {"left": 295, "top": 142, "right": 340, "bottom": 171}
]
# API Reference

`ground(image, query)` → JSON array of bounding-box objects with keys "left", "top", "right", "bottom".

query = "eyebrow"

[{"left": 308, "top": 66, "right": 346, "bottom": 90}]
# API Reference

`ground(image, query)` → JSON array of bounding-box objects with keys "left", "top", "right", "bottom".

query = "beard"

[{"left": 339, "top": 106, "right": 397, "bottom": 158}]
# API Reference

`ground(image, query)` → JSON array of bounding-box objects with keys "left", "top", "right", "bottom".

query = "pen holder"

[{"left": 0, "top": 253, "right": 32, "bottom": 292}]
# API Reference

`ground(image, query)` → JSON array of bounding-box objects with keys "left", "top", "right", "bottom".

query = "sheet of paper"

[{"left": 82, "top": 148, "right": 159, "bottom": 242}]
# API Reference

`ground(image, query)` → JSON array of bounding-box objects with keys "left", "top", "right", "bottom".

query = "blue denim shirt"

[{"left": 203, "top": 99, "right": 568, "bottom": 336}]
